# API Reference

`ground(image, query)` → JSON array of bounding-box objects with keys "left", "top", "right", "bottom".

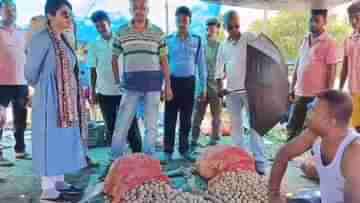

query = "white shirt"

[
  {"left": 87, "top": 34, "right": 122, "bottom": 95},
  {"left": 216, "top": 32, "right": 257, "bottom": 92},
  {"left": 313, "top": 130, "right": 360, "bottom": 203}
]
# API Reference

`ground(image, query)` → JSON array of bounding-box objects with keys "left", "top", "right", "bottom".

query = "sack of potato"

[
  {"left": 207, "top": 170, "right": 269, "bottom": 203},
  {"left": 104, "top": 154, "right": 170, "bottom": 203},
  {"left": 195, "top": 145, "right": 256, "bottom": 180}
]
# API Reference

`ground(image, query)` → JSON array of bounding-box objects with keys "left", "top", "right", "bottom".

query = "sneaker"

[
  {"left": 41, "top": 189, "right": 62, "bottom": 201},
  {"left": 0, "top": 157, "right": 14, "bottom": 167},
  {"left": 41, "top": 193, "right": 71, "bottom": 202},
  {"left": 15, "top": 152, "right": 32, "bottom": 160},
  {"left": 255, "top": 161, "right": 266, "bottom": 176}
]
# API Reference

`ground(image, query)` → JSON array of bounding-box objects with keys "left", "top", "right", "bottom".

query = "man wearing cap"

[
  {"left": 0, "top": 0, "right": 31, "bottom": 167},
  {"left": 164, "top": 6, "right": 207, "bottom": 161},
  {"left": 340, "top": 1, "right": 360, "bottom": 132},
  {"left": 287, "top": 7, "right": 337, "bottom": 141},
  {"left": 191, "top": 17, "right": 222, "bottom": 149}
]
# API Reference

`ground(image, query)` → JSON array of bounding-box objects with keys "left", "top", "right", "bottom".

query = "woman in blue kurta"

[{"left": 25, "top": 0, "right": 86, "bottom": 200}]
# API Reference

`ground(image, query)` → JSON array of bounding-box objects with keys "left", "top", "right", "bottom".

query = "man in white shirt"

[
  {"left": 88, "top": 10, "right": 142, "bottom": 152},
  {"left": 216, "top": 10, "right": 266, "bottom": 175},
  {"left": 269, "top": 90, "right": 360, "bottom": 203}
]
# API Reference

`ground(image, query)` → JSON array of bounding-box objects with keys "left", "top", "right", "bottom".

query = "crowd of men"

[{"left": 1, "top": 0, "right": 360, "bottom": 202}]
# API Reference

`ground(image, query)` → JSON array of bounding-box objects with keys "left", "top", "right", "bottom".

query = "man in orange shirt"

[
  {"left": 287, "top": 8, "right": 337, "bottom": 141},
  {"left": 340, "top": 1, "right": 360, "bottom": 132}
]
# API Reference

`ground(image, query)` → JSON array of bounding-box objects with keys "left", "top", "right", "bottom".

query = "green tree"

[{"left": 249, "top": 11, "right": 352, "bottom": 62}]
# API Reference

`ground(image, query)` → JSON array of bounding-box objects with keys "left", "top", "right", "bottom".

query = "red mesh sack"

[
  {"left": 195, "top": 145, "right": 255, "bottom": 180},
  {"left": 103, "top": 153, "right": 169, "bottom": 203}
]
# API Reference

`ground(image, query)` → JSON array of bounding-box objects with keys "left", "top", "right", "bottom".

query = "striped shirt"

[{"left": 112, "top": 21, "right": 167, "bottom": 92}]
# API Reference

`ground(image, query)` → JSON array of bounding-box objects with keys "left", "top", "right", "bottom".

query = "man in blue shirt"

[{"left": 164, "top": 6, "right": 207, "bottom": 161}]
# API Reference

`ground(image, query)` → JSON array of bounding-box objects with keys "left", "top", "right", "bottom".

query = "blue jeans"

[
  {"left": 227, "top": 93, "right": 266, "bottom": 164},
  {"left": 111, "top": 90, "right": 160, "bottom": 159}
]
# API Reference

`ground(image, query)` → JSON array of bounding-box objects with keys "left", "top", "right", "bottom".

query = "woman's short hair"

[{"left": 45, "top": 0, "right": 72, "bottom": 16}]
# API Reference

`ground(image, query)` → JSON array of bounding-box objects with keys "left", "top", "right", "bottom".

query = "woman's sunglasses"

[{"left": 60, "top": 11, "right": 73, "bottom": 19}]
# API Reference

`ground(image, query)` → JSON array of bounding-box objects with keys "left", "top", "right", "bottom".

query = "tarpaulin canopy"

[
  {"left": 10, "top": 0, "right": 350, "bottom": 42},
  {"left": 12, "top": 0, "right": 221, "bottom": 42},
  {"left": 200, "top": 0, "right": 351, "bottom": 10}
]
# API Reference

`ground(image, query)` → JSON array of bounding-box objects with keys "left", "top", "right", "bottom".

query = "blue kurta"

[{"left": 25, "top": 29, "right": 86, "bottom": 176}]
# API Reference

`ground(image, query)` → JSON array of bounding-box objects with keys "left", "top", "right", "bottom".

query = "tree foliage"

[{"left": 249, "top": 11, "right": 352, "bottom": 61}]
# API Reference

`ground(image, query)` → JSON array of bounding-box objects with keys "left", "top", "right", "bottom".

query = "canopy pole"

[
  {"left": 165, "top": 0, "right": 170, "bottom": 34},
  {"left": 262, "top": 3, "right": 269, "bottom": 34}
]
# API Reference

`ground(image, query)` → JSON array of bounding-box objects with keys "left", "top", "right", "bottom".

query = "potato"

[{"left": 208, "top": 170, "right": 269, "bottom": 203}]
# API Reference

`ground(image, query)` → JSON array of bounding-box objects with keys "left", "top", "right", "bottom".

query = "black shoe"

[
  {"left": 58, "top": 185, "right": 83, "bottom": 195},
  {"left": 180, "top": 152, "right": 196, "bottom": 162},
  {"left": 160, "top": 153, "right": 172, "bottom": 165},
  {"left": 15, "top": 152, "right": 32, "bottom": 160},
  {"left": 190, "top": 143, "right": 198, "bottom": 152}
]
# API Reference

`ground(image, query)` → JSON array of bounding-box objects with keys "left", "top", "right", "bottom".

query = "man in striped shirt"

[{"left": 111, "top": 0, "right": 173, "bottom": 159}]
